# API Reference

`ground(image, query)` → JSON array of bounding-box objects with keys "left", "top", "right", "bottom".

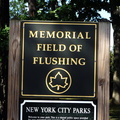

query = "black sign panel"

[
  {"left": 21, "top": 21, "right": 97, "bottom": 97},
  {"left": 20, "top": 100, "right": 96, "bottom": 120}
]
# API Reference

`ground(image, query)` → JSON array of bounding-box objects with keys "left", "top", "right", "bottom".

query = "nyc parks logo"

[{"left": 46, "top": 68, "right": 72, "bottom": 94}]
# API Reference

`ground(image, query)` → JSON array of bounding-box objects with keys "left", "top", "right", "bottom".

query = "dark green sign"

[
  {"left": 21, "top": 21, "right": 97, "bottom": 98},
  {"left": 20, "top": 100, "right": 96, "bottom": 120}
]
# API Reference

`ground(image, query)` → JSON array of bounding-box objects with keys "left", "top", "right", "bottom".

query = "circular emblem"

[{"left": 46, "top": 68, "right": 72, "bottom": 94}]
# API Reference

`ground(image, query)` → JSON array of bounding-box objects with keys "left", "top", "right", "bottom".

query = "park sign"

[
  {"left": 21, "top": 21, "right": 97, "bottom": 98},
  {"left": 8, "top": 21, "right": 110, "bottom": 120},
  {"left": 20, "top": 100, "right": 96, "bottom": 120}
]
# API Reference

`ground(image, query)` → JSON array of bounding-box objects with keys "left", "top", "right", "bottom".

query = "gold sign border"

[{"left": 21, "top": 21, "right": 97, "bottom": 98}]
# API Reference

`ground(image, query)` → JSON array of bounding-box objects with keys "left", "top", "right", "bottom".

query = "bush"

[{"left": 0, "top": 26, "right": 9, "bottom": 120}]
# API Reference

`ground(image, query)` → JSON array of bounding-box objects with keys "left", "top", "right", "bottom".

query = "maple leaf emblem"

[{"left": 49, "top": 72, "right": 68, "bottom": 90}]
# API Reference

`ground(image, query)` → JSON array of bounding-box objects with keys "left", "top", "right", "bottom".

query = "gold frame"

[{"left": 21, "top": 21, "right": 97, "bottom": 98}]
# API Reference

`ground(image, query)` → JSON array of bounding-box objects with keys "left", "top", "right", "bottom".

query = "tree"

[
  {"left": 0, "top": 0, "right": 9, "bottom": 120},
  {"left": 110, "top": 0, "right": 120, "bottom": 104},
  {"left": 9, "top": 0, "right": 28, "bottom": 19},
  {"left": 0, "top": 0, "right": 9, "bottom": 28},
  {"left": 0, "top": 26, "right": 9, "bottom": 120},
  {"left": 28, "top": 0, "right": 37, "bottom": 16}
]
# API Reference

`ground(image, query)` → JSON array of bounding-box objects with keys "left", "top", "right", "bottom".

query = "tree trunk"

[
  {"left": 0, "top": 0, "right": 9, "bottom": 28},
  {"left": 28, "top": 0, "right": 37, "bottom": 17},
  {"left": 111, "top": 0, "right": 120, "bottom": 104},
  {"left": 112, "top": 24, "right": 120, "bottom": 104},
  {"left": 0, "top": 0, "right": 9, "bottom": 120},
  {"left": 61, "top": 0, "right": 66, "bottom": 5},
  {"left": 49, "top": 0, "right": 58, "bottom": 11}
]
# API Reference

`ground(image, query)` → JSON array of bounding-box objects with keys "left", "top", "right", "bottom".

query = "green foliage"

[
  {"left": 0, "top": 26, "right": 9, "bottom": 61},
  {"left": 9, "top": 0, "right": 111, "bottom": 21},
  {"left": 0, "top": 26, "right": 9, "bottom": 120},
  {"left": 9, "top": 0, "right": 28, "bottom": 19},
  {"left": 0, "top": 26, "right": 9, "bottom": 41}
]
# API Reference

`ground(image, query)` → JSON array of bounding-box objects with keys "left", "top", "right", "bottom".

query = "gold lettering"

[
  {"left": 52, "top": 57, "right": 58, "bottom": 65},
  {"left": 77, "top": 32, "right": 84, "bottom": 39},
  {"left": 70, "top": 58, "right": 78, "bottom": 65},
  {"left": 69, "top": 44, "right": 77, "bottom": 52},
  {"left": 37, "top": 44, "right": 42, "bottom": 51},
  {"left": 47, "top": 44, "right": 52, "bottom": 51},
  {"left": 33, "top": 57, "right": 86, "bottom": 66},
  {"left": 56, "top": 31, "right": 64, "bottom": 38},
  {"left": 77, "top": 45, "right": 82, "bottom": 52},
  {"left": 45, "top": 57, "right": 51, "bottom": 65},
  {"left": 39, "top": 57, "right": 44, "bottom": 64},
  {"left": 52, "top": 44, "right": 58, "bottom": 51},
  {"left": 65, "top": 31, "right": 71, "bottom": 39},
  {"left": 58, "top": 58, "right": 66, "bottom": 65},
  {"left": 66, "top": 58, "right": 70, "bottom": 65},
  {"left": 36, "top": 44, "right": 66, "bottom": 52},
  {"left": 69, "top": 44, "right": 82, "bottom": 52},
  {"left": 72, "top": 32, "right": 76, "bottom": 39},
  {"left": 29, "top": 30, "right": 91, "bottom": 39},
  {"left": 59, "top": 44, "right": 66, "bottom": 51},
  {"left": 40, "top": 31, "right": 45, "bottom": 38},
  {"left": 42, "top": 44, "right": 46, "bottom": 51},
  {"left": 46, "top": 31, "right": 55, "bottom": 38},
  {"left": 33, "top": 57, "right": 38, "bottom": 64},
  {"left": 29, "top": 31, "right": 38, "bottom": 38},
  {"left": 78, "top": 58, "right": 86, "bottom": 65},
  {"left": 86, "top": 32, "right": 91, "bottom": 39}
]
